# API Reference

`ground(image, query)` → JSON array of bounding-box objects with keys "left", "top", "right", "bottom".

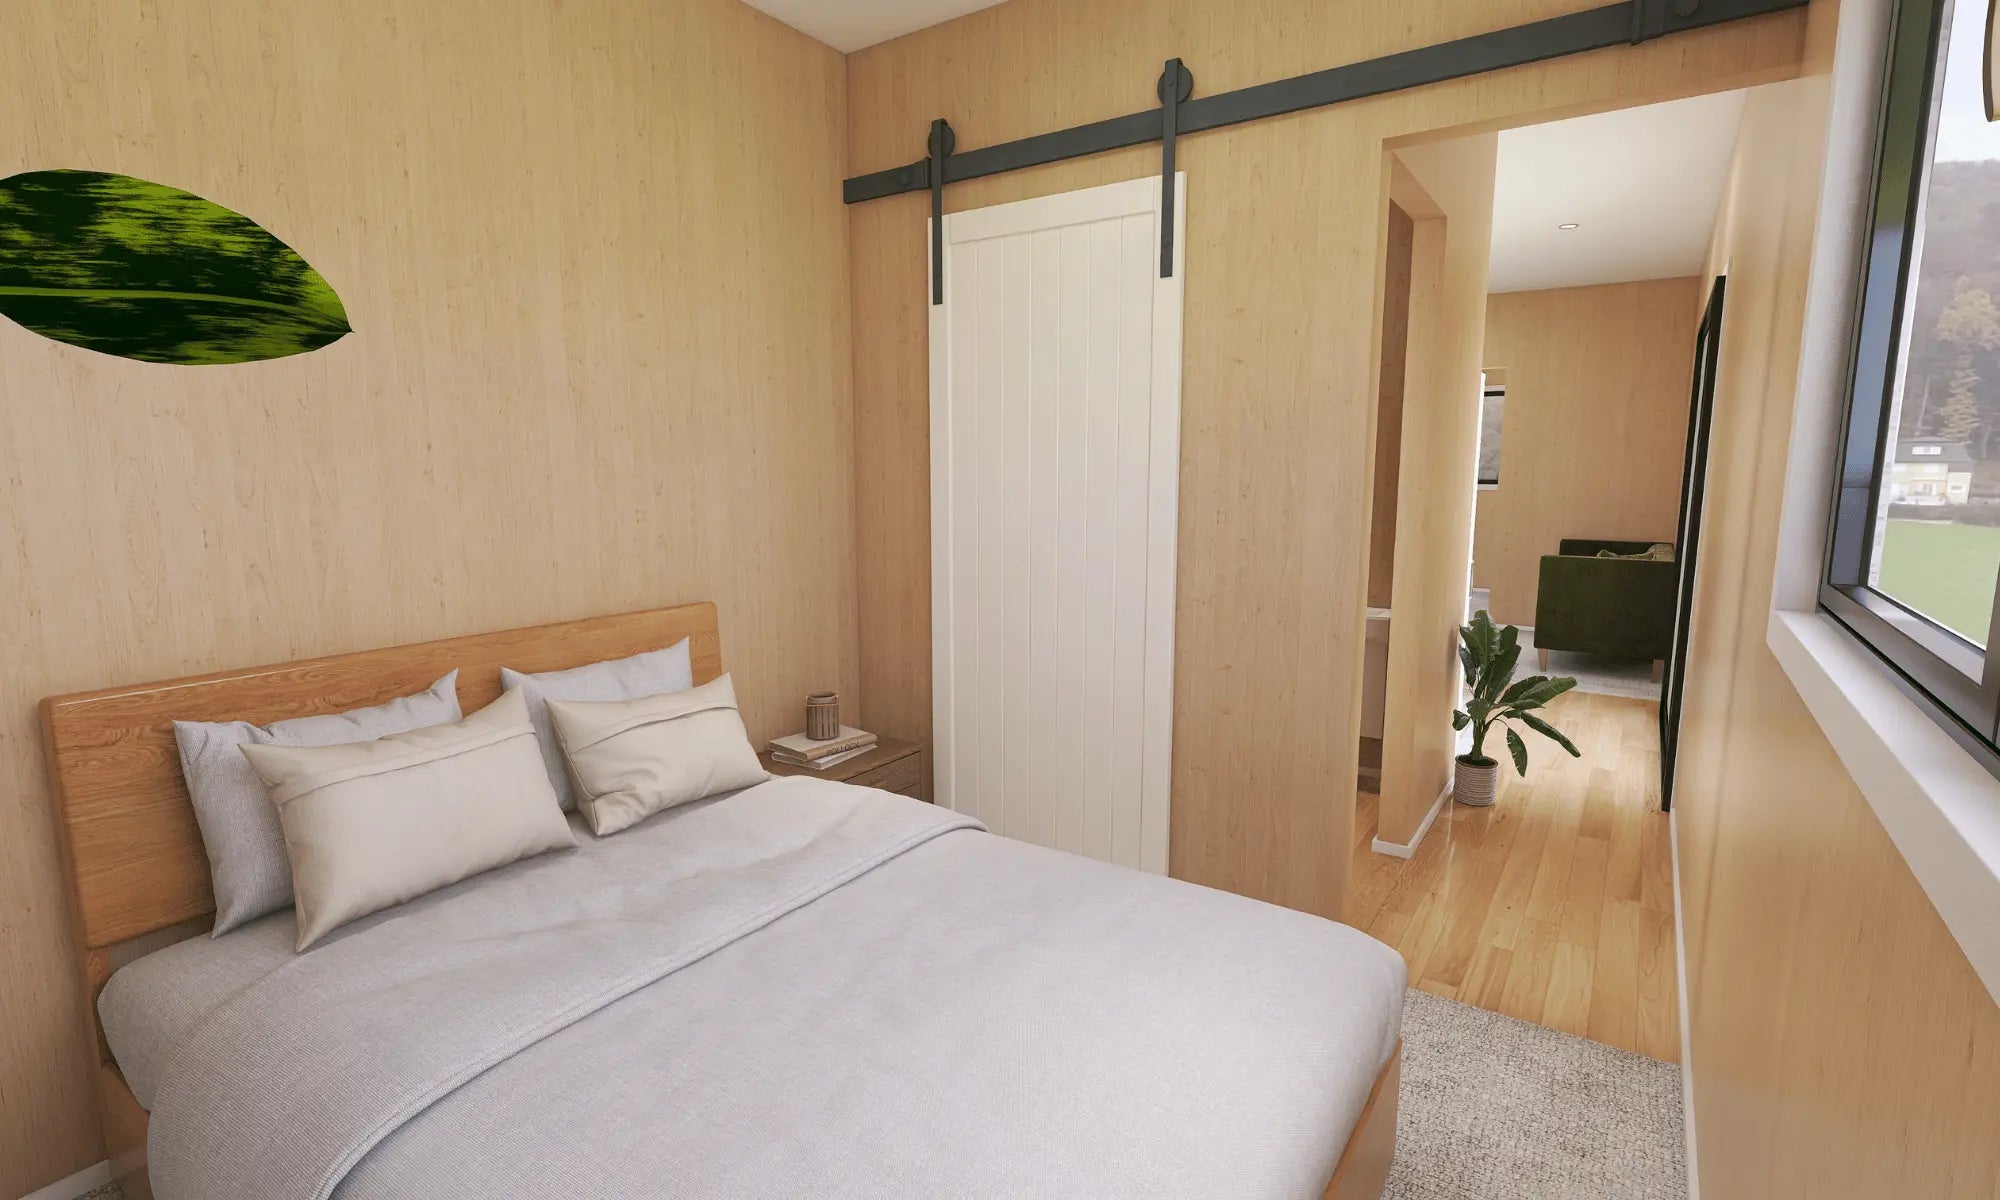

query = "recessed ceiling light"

[{"left": 1557, "top": 222, "right": 1581, "bottom": 230}]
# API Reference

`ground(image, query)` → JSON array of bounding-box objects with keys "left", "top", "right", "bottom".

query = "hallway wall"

[
  {"left": 1376, "top": 136, "right": 1497, "bottom": 848},
  {"left": 1369, "top": 202, "right": 1416, "bottom": 611},
  {"left": 1672, "top": 5, "right": 2000, "bottom": 1193}
]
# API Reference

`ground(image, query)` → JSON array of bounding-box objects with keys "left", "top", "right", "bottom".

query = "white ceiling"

[
  {"left": 742, "top": 0, "right": 1006, "bottom": 52},
  {"left": 1487, "top": 90, "right": 1745, "bottom": 294}
]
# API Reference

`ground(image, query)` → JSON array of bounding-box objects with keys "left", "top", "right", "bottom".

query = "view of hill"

[{"left": 1897, "top": 159, "right": 2000, "bottom": 476}]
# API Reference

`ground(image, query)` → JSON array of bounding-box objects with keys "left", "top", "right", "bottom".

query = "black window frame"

[{"left": 1822, "top": 0, "right": 2000, "bottom": 768}]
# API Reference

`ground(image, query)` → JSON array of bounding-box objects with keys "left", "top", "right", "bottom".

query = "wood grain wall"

[
  {"left": 1367, "top": 203, "right": 1415, "bottom": 611},
  {"left": 1675, "top": 10, "right": 2000, "bottom": 1195},
  {"left": 848, "top": 0, "right": 1805, "bottom": 919},
  {"left": 1375, "top": 136, "right": 1497, "bottom": 848},
  {"left": 1474, "top": 278, "right": 1701, "bottom": 628},
  {"left": 0, "top": 2, "right": 851, "bottom": 1193}
]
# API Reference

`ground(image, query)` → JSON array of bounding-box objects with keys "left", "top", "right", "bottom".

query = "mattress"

[
  {"left": 101, "top": 904, "right": 295, "bottom": 1109},
  {"left": 100, "top": 807, "right": 606, "bottom": 1108},
  {"left": 99, "top": 810, "right": 608, "bottom": 1109},
  {"left": 105, "top": 778, "right": 1405, "bottom": 1199}
]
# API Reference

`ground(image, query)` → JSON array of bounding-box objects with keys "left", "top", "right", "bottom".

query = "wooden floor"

[{"left": 1350, "top": 691, "right": 1680, "bottom": 1062}]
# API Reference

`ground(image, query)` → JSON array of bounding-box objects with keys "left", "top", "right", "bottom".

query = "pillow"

[
  {"left": 175, "top": 671, "right": 462, "bottom": 935},
  {"left": 239, "top": 688, "right": 574, "bottom": 951},
  {"left": 547, "top": 674, "right": 767, "bottom": 837},
  {"left": 501, "top": 638, "right": 694, "bottom": 812},
  {"left": 1594, "top": 544, "right": 1676, "bottom": 562}
]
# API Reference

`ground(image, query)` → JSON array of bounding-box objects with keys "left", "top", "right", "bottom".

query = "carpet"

[
  {"left": 79, "top": 990, "right": 1684, "bottom": 1200},
  {"left": 1520, "top": 627, "right": 1661, "bottom": 702},
  {"left": 1467, "top": 590, "right": 1662, "bottom": 702},
  {"left": 1387, "top": 990, "right": 1686, "bottom": 1199}
]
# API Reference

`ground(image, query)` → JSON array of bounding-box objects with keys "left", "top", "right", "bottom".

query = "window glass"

[
  {"left": 1869, "top": 1, "right": 2000, "bottom": 646},
  {"left": 1477, "top": 388, "right": 1505, "bottom": 488}
]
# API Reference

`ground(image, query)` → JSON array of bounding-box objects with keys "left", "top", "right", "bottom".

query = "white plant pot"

[{"left": 1454, "top": 755, "right": 1500, "bottom": 807}]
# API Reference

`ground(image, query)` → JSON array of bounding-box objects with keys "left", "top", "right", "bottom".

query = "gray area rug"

[
  {"left": 79, "top": 990, "right": 1682, "bottom": 1200},
  {"left": 1388, "top": 990, "right": 1685, "bottom": 1199},
  {"left": 1467, "top": 590, "right": 1661, "bottom": 701},
  {"left": 1522, "top": 629, "right": 1662, "bottom": 702}
]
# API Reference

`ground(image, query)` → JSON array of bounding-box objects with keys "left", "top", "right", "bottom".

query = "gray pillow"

[
  {"left": 500, "top": 639, "right": 693, "bottom": 811},
  {"left": 174, "top": 671, "right": 461, "bottom": 935}
]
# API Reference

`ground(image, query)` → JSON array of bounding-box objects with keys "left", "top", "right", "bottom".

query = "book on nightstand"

[
  {"left": 772, "top": 743, "right": 875, "bottom": 771},
  {"left": 767, "top": 726, "right": 877, "bottom": 768}
]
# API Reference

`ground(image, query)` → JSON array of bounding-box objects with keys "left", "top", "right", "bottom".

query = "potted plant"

[{"left": 1452, "top": 610, "right": 1582, "bottom": 806}]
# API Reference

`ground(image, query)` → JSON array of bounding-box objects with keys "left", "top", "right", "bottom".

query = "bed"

[{"left": 42, "top": 602, "right": 1406, "bottom": 1199}]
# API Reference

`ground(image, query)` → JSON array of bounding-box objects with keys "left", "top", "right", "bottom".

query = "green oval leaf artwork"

[{"left": 0, "top": 169, "right": 349, "bottom": 365}]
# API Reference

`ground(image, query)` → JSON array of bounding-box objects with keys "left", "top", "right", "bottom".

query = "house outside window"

[{"left": 1886, "top": 438, "right": 1975, "bottom": 505}]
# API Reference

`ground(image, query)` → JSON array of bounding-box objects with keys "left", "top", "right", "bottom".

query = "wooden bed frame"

[{"left": 39, "top": 600, "right": 1396, "bottom": 1200}]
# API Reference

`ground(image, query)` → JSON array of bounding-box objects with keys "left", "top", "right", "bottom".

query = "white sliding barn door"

[{"left": 929, "top": 174, "right": 1185, "bottom": 875}]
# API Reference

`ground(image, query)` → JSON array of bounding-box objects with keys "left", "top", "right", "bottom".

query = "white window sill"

[{"left": 1768, "top": 609, "right": 2000, "bottom": 1001}]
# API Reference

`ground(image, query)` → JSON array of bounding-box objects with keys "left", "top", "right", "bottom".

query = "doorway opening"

[{"left": 1355, "top": 86, "right": 1747, "bottom": 1064}]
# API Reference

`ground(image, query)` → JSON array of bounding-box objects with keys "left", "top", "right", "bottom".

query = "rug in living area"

[
  {"left": 1387, "top": 989, "right": 1686, "bottom": 1199},
  {"left": 1466, "top": 590, "right": 1662, "bottom": 702},
  {"left": 77, "top": 990, "right": 1684, "bottom": 1200}
]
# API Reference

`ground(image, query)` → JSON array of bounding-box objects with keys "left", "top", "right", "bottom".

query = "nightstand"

[{"left": 759, "top": 736, "right": 931, "bottom": 802}]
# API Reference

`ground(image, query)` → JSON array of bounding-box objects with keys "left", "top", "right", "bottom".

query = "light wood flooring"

[{"left": 1350, "top": 691, "right": 1680, "bottom": 1062}]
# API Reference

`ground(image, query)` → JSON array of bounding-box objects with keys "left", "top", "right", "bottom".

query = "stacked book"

[{"left": 768, "top": 726, "right": 877, "bottom": 771}]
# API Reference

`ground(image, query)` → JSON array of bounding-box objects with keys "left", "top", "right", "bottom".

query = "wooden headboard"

[{"left": 41, "top": 601, "right": 721, "bottom": 1052}]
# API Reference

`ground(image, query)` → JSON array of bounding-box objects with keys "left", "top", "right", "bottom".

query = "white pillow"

[
  {"left": 547, "top": 674, "right": 767, "bottom": 837},
  {"left": 174, "top": 672, "right": 462, "bottom": 935},
  {"left": 240, "top": 689, "right": 575, "bottom": 951},
  {"left": 500, "top": 639, "right": 693, "bottom": 811}
]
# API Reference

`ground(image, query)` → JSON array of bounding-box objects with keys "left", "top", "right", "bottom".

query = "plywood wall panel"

[
  {"left": 849, "top": 0, "right": 1805, "bottom": 919},
  {"left": 0, "top": 2, "right": 851, "bottom": 1192},
  {"left": 1475, "top": 278, "right": 1702, "bottom": 627},
  {"left": 1367, "top": 204, "right": 1415, "bottom": 611},
  {"left": 1375, "top": 135, "right": 1497, "bottom": 849},
  {"left": 1674, "top": 11, "right": 2000, "bottom": 1195}
]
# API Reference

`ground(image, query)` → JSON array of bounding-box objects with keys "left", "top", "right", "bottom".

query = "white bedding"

[{"left": 104, "top": 779, "right": 1405, "bottom": 1199}]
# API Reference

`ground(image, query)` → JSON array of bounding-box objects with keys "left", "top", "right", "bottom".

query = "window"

[
  {"left": 1824, "top": 0, "right": 2000, "bottom": 758},
  {"left": 1477, "top": 387, "right": 1505, "bottom": 488}
]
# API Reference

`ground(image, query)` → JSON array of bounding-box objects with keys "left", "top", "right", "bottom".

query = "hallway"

[{"left": 1350, "top": 690, "right": 1680, "bottom": 1061}]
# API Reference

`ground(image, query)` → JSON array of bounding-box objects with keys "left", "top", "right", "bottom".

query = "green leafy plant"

[
  {"left": 1452, "top": 609, "right": 1582, "bottom": 775},
  {"left": 0, "top": 169, "right": 349, "bottom": 365}
]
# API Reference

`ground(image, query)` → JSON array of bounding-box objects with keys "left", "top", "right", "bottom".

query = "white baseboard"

[
  {"left": 1370, "top": 781, "right": 1452, "bottom": 859},
  {"left": 19, "top": 1160, "right": 110, "bottom": 1200},
  {"left": 1669, "top": 808, "right": 1699, "bottom": 1200}
]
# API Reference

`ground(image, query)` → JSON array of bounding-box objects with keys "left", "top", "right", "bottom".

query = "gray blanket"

[{"left": 143, "top": 777, "right": 1405, "bottom": 1199}]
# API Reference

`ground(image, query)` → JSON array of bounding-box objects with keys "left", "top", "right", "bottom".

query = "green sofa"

[{"left": 1532, "top": 539, "right": 1677, "bottom": 667}]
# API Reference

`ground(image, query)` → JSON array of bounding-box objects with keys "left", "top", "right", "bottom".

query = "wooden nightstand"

[{"left": 759, "top": 736, "right": 931, "bottom": 802}]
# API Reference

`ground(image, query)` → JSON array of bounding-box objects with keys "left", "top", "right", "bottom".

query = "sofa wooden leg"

[
  {"left": 1651, "top": 659, "right": 1664, "bottom": 683},
  {"left": 1538, "top": 648, "right": 1549, "bottom": 671}
]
